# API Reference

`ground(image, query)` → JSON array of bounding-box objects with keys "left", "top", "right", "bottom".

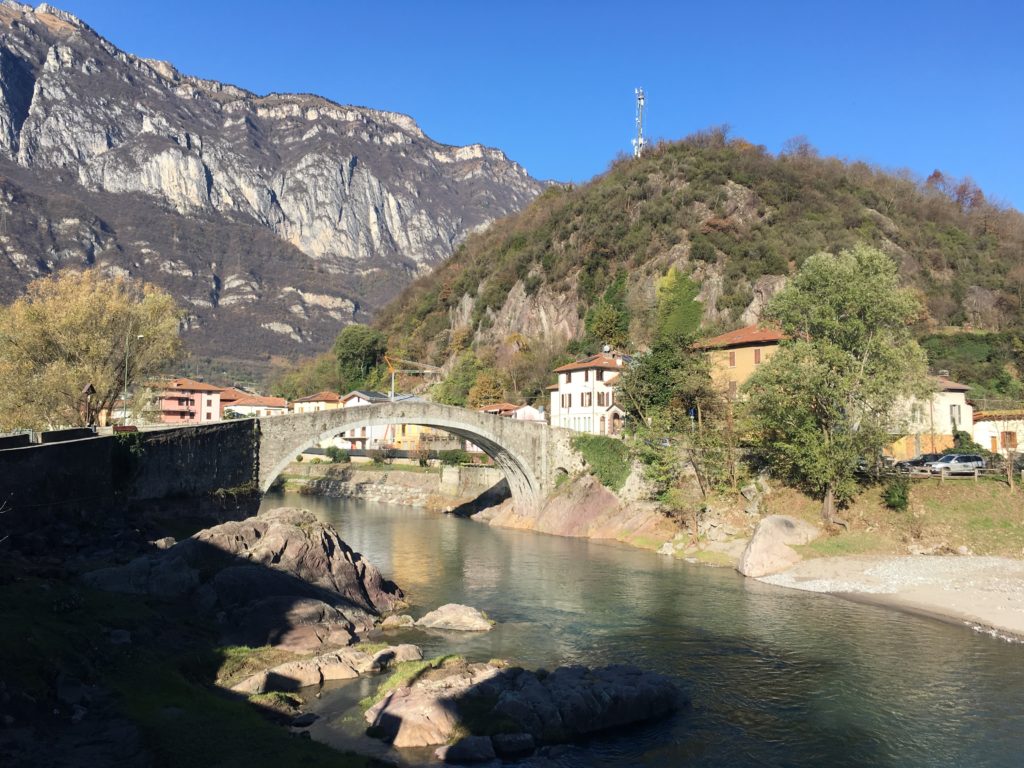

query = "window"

[
  {"left": 754, "top": 348, "right": 762, "bottom": 365},
  {"left": 597, "top": 392, "right": 607, "bottom": 407},
  {"left": 1002, "top": 432, "right": 1019, "bottom": 450},
  {"left": 206, "top": 412, "right": 212, "bottom": 420},
  {"left": 584, "top": 370, "right": 589, "bottom": 382},
  {"left": 207, "top": 398, "right": 213, "bottom": 407},
  {"left": 561, "top": 393, "right": 572, "bottom": 409},
  {"left": 565, "top": 372, "right": 572, "bottom": 384},
  {"left": 600, "top": 415, "right": 606, "bottom": 435},
  {"left": 582, "top": 392, "right": 592, "bottom": 407},
  {"left": 950, "top": 404, "right": 961, "bottom": 428},
  {"left": 596, "top": 369, "right": 604, "bottom": 381},
  {"left": 729, "top": 350, "right": 736, "bottom": 368},
  {"left": 401, "top": 425, "right": 407, "bottom": 436}
]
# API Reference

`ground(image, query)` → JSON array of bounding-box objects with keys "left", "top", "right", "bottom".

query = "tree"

[
  {"left": 467, "top": 371, "right": 505, "bottom": 408},
  {"left": 333, "top": 324, "right": 387, "bottom": 391},
  {"left": 743, "top": 245, "right": 929, "bottom": 525},
  {"left": 0, "top": 270, "right": 180, "bottom": 430}
]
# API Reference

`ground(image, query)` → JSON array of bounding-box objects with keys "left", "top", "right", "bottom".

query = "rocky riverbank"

[{"left": 473, "top": 474, "right": 681, "bottom": 550}]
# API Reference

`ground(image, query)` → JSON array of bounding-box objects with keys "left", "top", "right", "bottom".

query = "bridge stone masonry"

[{"left": 257, "top": 401, "right": 583, "bottom": 514}]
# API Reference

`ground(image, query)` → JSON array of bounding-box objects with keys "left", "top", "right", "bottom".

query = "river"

[{"left": 261, "top": 491, "right": 1024, "bottom": 767}]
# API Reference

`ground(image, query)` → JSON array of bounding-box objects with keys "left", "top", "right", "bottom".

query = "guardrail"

[{"left": 895, "top": 467, "right": 1022, "bottom": 484}]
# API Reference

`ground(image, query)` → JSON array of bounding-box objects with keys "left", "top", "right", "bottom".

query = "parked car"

[
  {"left": 895, "top": 453, "right": 943, "bottom": 472},
  {"left": 928, "top": 454, "right": 986, "bottom": 475}
]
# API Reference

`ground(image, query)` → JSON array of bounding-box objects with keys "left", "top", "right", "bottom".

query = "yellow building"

[
  {"left": 292, "top": 391, "right": 342, "bottom": 413},
  {"left": 694, "top": 325, "right": 785, "bottom": 397}
]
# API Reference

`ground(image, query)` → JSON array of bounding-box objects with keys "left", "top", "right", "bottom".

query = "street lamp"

[{"left": 123, "top": 333, "right": 144, "bottom": 425}]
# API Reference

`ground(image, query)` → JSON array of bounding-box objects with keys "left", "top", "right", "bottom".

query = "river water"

[{"left": 261, "top": 491, "right": 1024, "bottom": 767}]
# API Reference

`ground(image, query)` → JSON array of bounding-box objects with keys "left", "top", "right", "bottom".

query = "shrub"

[
  {"left": 439, "top": 449, "right": 470, "bottom": 466},
  {"left": 571, "top": 434, "right": 630, "bottom": 491},
  {"left": 883, "top": 475, "right": 910, "bottom": 512},
  {"left": 370, "top": 448, "right": 396, "bottom": 465},
  {"left": 324, "top": 446, "right": 349, "bottom": 464}
]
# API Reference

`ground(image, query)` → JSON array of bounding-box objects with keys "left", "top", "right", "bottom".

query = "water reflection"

[{"left": 263, "top": 492, "right": 1024, "bottom": 767}]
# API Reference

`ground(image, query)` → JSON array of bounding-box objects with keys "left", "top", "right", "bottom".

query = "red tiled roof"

[
  {"left": 479, "top": 402, "right": 521, "bottom": 414},
  {"left": 218, "top": 386, "right": 252, "bottom": 404},
  {"left": 933, "top": 375, "right": 969, "bottom": 392},
  {"left": 604, "top": 373, "right": 621, "bottom": 386},
  {"left": 164, "top": 377, "right": 223, "bottom": 393},
  {"left": 553, "top": 353, "right": 626, "bottom": 373},
  {"left": 974, "top": 410, "right": 1024, "bottom": 423},
  {"left": 693, "top": 325, "right": 785, "bottom": 350},
  {"left": 230, "top": 395, "right": 288, "bottom": 409},
  {"left": 545, "top": 384, "right": 559, "bottom": 390},
  {"left": 293, "top": 391, "right": 341, "bottom": 403}
]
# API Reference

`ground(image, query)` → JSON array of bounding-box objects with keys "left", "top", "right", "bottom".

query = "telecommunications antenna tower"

[{"left": 631, "top": 87, "right": 646, "bottom": 158}]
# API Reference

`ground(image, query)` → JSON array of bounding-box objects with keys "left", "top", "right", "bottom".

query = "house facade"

[
  {"left": 547, "top": 352, "right": 629, "bottom": 436},
  {"left": 887, "top": 376, "right": 974, "bottom": 460},
  {"left": 694, "top": 325, "right": 784, "bottom": 397},
  {"left": 157, "top": 378, "right": 223, "bottom": 424},
  {"left": 972, "top": 411, "right": 1024, "bottom": 457},
  {"left": 326, "top": 391, "right": 460, "bottom": 452},
  {"left": 225, "top": 395, "right": 289, "bottom": 418},
  {"left": 292, "top": 391, "right": 342, "bottom": 414}
]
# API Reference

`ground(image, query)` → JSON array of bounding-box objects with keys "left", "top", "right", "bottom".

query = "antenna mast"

[{"left": 631, "top": 87, "right": 646, "bottom": 158}]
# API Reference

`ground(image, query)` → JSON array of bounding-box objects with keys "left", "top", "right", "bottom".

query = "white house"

[
  {"left": 292, "top": 391, "right": 341, "bottom": 414},
  {"left": 887, "top": 375, "right": 974, "bottom": 460},
  {"left": 225, "top": 395, "right": 289, "bottom": 418},
  {"left": 547, "top": 352, "right": 629, "bottom": 436},
  {"left": 972, "top": 410, "right": 1024, "bottom": 457}
]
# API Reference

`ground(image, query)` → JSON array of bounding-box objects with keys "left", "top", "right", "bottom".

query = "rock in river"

[
  {"left": 415, "top": 603, "right": 494, "bottom": 631},
  {"left": 365, "top": 658, "right": 681, "bottom": 752},
  {"left": 736, "top": 514, "right": 820, "bottom": 578}
]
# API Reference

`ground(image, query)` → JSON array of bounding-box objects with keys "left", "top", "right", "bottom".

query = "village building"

[
  {"left": 326, "top": 391, "right": 459, "bottom": 453},
  {"left": 547, "top": 352, "right": 629, "bottom": 436},
  {"left": 225, "top": 395, "right": 289, "bottom": 418},
  {"left": 217, "top": 386, "right": 252, "bottom": 417},
  {"left": 972, "top": 410, "right": 1024, "bottom": 457},
  {"left": 694, "top": 325, "right": 784, "bottom": 397},
  {"left": 157, "top": 377, "right": 223, "bottom": 424},
  {"left": 292, "top": 391, "right": 342, "bottom": 414},
  {"left": 886, "top": 375, "right": 974, "bottom": 461}
]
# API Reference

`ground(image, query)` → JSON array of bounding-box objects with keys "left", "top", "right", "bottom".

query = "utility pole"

[
  {"left": 632, "top": 87, "right": 647, "bottom": 158},
  {"left": 123, "top": 332, "right": 144, "bottom": 425}
]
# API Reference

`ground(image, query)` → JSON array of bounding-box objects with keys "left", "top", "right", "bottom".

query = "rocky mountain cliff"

[{"left": 0, "top": 2, "right": 542, "bottom": 371}]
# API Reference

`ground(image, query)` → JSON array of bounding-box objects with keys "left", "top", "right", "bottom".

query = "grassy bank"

[{"left": 768, "top": 479, "right": 1024, "bottom": 558}]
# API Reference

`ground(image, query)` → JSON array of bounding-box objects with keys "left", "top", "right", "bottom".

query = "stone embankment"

[{"left": 285, "top": 463, "right": 507, "bottom": 510}]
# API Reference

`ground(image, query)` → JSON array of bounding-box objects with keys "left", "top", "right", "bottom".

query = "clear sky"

[{"left": 59, "top": 0, "right": 1023, "bottom": 209}]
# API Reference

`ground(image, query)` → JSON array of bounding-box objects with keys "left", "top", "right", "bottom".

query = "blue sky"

[{"left": 60, "top": 0, "right": 1023, "bottom": 209}]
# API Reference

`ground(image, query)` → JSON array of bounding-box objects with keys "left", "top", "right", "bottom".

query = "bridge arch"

[{"left": 256, "top": 401, "right": 556, "bottom": 513}]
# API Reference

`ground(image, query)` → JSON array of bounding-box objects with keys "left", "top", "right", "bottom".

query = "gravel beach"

[{"left": 759, "top": 555, "right": 1024, "bottom": 641}]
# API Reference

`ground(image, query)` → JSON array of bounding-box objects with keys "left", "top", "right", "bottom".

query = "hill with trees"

[{"left": 372, "top": 128, "right": 1024, "bottom": 404}]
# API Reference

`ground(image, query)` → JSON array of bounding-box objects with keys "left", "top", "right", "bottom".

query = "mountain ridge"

[{"left": 0, "top": 1, "right": 543, "bottom": 375}]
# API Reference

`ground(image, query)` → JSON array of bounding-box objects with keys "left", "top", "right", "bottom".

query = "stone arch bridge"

[{"left": 257, "top": 401, "right": 581, "bottom": 513}]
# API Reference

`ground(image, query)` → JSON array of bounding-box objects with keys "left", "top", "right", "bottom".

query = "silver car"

[{"left": 928, "top": 454, "right": 985, "bottom": 474}]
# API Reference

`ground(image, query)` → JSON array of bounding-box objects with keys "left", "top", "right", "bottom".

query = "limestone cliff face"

[{"left": 0, "top": 2, "right": 542, "bottom": 364}]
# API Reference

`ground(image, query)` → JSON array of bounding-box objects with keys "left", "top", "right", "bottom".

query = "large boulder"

[
  {"left": 365, "top": 659, "right": 680, "bottom": 751},
  {"left": 84, "top": 508, "right": 404, "bottom": 650},
  {"left": 736, "top": 515, "right": 820, "bottom": 577},
  {"left": 415, "top": 604, "right": 494, "bottom": 632}
]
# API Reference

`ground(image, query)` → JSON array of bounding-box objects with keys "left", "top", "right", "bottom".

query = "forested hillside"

[{"left": 372, "top": 128, "right": 1024, "bottom": 403}]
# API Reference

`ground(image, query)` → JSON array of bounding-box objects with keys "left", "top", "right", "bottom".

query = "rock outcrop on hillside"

[{"left": 0, "top": 2, "right": 542, "bottom": 363}]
